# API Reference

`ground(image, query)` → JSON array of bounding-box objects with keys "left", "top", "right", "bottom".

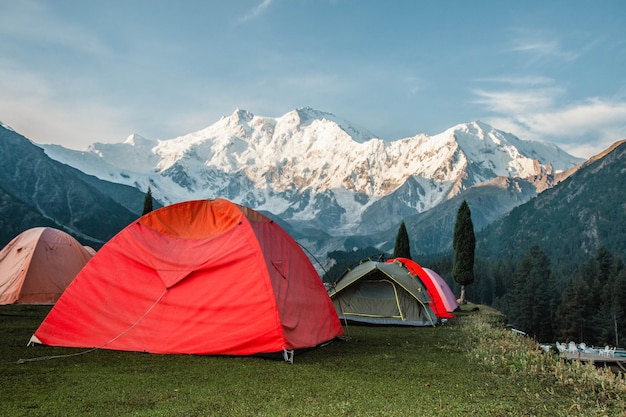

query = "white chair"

[
  {"left": 555, "top": 342, "right": 566, "bottom": 353},
  {"left": 600, "top": 345, "right": 615, "bottom": 357},
  {"left": 568, "top": 341, "right": 578, "bottom": 354}
]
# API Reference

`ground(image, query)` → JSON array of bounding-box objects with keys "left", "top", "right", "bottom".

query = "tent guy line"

[{"left": 17, "top": 289, "right": 168, "bottom": 365}]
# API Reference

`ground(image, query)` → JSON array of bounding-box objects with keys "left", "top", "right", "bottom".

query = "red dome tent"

[
  {"left": 31, "top": 199, "right": 342, "bottom": 360},
  {"left": 390, "top": 258, "right": 458, "bottom": 319},
  {"left": 421, "top": 266, "right": 459, "bottom": 316}
]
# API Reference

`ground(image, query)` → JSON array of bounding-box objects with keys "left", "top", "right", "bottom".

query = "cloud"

[
  {"left": 475, "top": 75, "right": 555, "bottom": 86},
  {"left": 476, "top": 87, "right": 626, "bottom": 157},
  {"left": 472, "top": 87, "right": 562, "bottom": 114},
  {"left": 508, "top": 29, "right": 579, "bottom": 63},
  {"left": 236, "top": 0, "right": 274, "bottom": 24},
  {"left": 521, "top": 99, "right": 626, "bottom": 135},
  {"left": 471, "top": 28, "right": 626, "bottom": 157}
]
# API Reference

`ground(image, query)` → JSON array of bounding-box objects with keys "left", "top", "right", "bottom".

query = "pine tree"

[
  {"left": 506, "top": 245, "right": 555, "bottom": 341},
  {"left": 555, "top": 275, "right": 590, "bottom": 342},
  {"left": 452, "top": 200, "right": 475, "bottom": 304},
  {"left": 611, "top": 267, "right": 626, "bottom": 347},
  {"left": 142, "top": 187, "right": 153, "bottom": 216},
  {"left": 555, "top": 247, "right": 626, "bottom": 345},
  {"left": 589, "top": 247, "right": 625, "bottom": 345},
  {"left": 392, "top": 221, "right": 411, "bottom": 260}
]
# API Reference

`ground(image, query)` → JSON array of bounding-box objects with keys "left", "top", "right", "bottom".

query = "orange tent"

[
  {"left": 31, "top": 199, "right": 342, "bottom": 358},
  {"left": 0, "top": 227, "right": 92, "bottom": 305}
]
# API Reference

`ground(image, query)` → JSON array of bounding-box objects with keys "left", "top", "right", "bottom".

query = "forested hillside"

[
  {"left": 476, "top": 140, "right": 626, "bottom": 274},
  {"left": 0, "top": 126, "right": 146, "bottom": 248},
  {"left": 325, "top": 141, "right": 626, "bottom": 345}
]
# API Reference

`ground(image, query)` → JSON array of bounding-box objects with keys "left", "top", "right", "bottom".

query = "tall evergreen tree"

[
  {"left": 611, "top": 267, "right": 626, "bottom": 347},
  {"left": 555, "top": 247, "right": 626, "bottom": 345},
  {"left": 393, "top": 221, "right": 411, "bottom": 260},
  {"left": 506, "top": 245, "right": 556, "bottom": 341},
  {"left": 587, "top": 248, "right": 625, "bottom": 345},
  {"left": 452, "top": 200, "right": 475, "bottom": 304},
  {"left": 142, "top": 187, "right": 154, "bottom": 216},
  {"left": 555, "top": 275, "right": 590, "bottom": 342},
  {"left": 588, "top": 247, "right": 615, "bottom": 343}
]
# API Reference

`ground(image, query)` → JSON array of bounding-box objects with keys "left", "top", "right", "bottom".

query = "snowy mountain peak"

[
  {"left": 231, "top": 108, "right": 254, "bottom": 123},
  {"left": 441, "top": 120, "right": 578, "bottom": 177},
  {"left": 446, "top": 120, "right": 506, "bottom": 144},
  {"left": 454, "top": 120, "right": 493, "bottom": 136},
  {"left": 278, "top": 107, "right": 378, "bottom": 143},
  {"left": 123, "top": 133, "right": 154, "bottom": 146},
  {"left": 39, "top": 108, "right": 584, "bottom": 237},
  {"left": 289, "top": 107, "right": 338, "bottom": 126}
]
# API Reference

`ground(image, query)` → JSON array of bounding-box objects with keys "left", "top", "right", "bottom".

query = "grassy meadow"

[{"left": 1, "top": 304, "right": 625, "bottom": 416}]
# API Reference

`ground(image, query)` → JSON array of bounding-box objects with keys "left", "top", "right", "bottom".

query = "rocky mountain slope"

[
  {"left": 476, "top": 139, "right": 626, "bottom": 272},
  {"left": 40, "top": 108, "right": 582, "bottom": 239},
  {"left": 0, "top": 125, "right": 148, "bottom": 248}
]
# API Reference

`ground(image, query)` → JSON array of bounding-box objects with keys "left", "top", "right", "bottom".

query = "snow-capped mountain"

[{"left": 40, "top": 107, "right": 583, "bottom": 237}]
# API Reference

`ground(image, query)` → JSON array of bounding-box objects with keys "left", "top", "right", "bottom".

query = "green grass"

[{"left": 1, "top": 304, "right": 625, "bottom": 416}]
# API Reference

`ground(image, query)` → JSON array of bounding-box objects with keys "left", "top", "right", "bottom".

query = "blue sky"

[{"left": 1, "top": 0, "right": 625, "bottom": 158}]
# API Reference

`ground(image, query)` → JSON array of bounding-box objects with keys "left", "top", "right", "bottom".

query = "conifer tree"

[
  {"left": 506, "top": 245, "right": 555, "bottom": 341},
  {"left": 556, "top": 272, "right": 591, "bottom": 342},
  {"left": 452, "top": 200, "right": 475, "bottom": 304},
  {"left": 393, "top": 221, "right": 411, "bottom": 260},
  {"left": 611, "top": 267, "right": 626, "bottom": 347},
  {"left": 555, "top": 247, "right": 626, "bottom": 345},
  {"left": 142, "top": 187, "right": 153, "bottom": 216},
  {"left": 586, "top": 247, "right": 625, "bottom": 345}
]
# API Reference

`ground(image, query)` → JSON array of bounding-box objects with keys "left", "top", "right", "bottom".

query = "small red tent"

[
  {"left": 421, "top": 267, "right": 459, "bottom": 316},
  {"left": 390, "top": 258, "right": 457, "bottom": 319},
  {"left": 31, "top": 199, "right": 342, "bottom": 358}
]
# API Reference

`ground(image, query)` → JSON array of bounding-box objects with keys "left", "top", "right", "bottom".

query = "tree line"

[
  {"left": 424, "top": 245, "right": 626, "bottom": 346},
  {"left": 396, "top": 200, "right": 626, "bottom": 346},
  {"left": 326, "top": 198, "right": 626, "bottom": 347}
]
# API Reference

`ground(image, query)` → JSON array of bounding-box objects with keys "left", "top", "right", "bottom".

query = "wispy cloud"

[
  {"left": 236, "top": 0, "right": 274, "bottom": 24},
  {"left": 508, "top": 29, "right": 579, "bottom": 62},
  {"left": 475, "top": 75, "right": 555, "bottom": 86},
  {"left": 521, "top": 99, "right": 626, "bottom": 157},
  {"left": 474, "top": 82, "right": 626, "bottom": 157},
  {"left": 472, "top": 87, "right": 562, "bottom": 115},
  {"left": 517, "top": 98, "right": 626, "bottom": 138},
  {"left": 472, "top": 28, "right": 625, "bottom": 157}
]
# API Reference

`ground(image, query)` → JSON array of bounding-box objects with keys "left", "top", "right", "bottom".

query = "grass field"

[{"left": 1, "top": 304, "right": 625, "bottom": 416}]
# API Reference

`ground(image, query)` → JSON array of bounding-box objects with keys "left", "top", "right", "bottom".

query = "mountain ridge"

[
  {"left": 38, "top": 108, "right": 583, "bottom": 239},
  {"left": 476, "top": 139, "right": 626, "bottom": 274},
  {"left": 0, "top": 126, "right": 149, "bottom": 248},
  {"left": 4, "top": 109, "right": 623, "bottom": 277}
]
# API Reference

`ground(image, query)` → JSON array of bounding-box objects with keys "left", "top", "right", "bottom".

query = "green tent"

[{"left": 328, "top": 259, "right": 437, "bottom": 326}]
